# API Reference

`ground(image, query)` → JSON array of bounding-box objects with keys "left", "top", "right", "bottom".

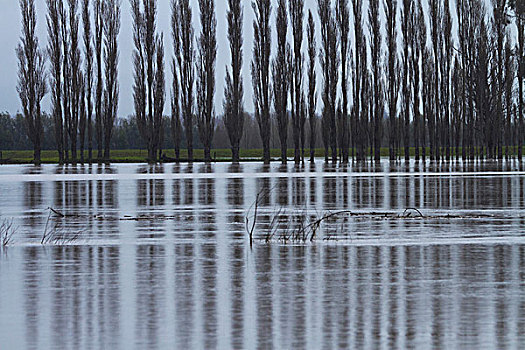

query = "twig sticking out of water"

[
  {"left": 41, "top": 208, "right": 84, "bottom": 246},
  {"left": 1, "top": 219, "right": 16, "bottom": 248},
  {"left": 245, "top": 186, "right": 275, "bottom": 248}
]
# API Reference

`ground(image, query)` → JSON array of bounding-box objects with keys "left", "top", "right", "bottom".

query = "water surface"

[{"left": 0, "top": 161, "right": 524, "bottom": 349}]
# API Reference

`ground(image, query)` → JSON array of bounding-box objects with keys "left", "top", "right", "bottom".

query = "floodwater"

[{"left": 0, "top": 161, "right": 524, "bottom": 349}]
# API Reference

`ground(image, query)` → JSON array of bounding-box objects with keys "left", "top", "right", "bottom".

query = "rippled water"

[{"left": 0, "top": 161, "right": 524, "bottom": 349}]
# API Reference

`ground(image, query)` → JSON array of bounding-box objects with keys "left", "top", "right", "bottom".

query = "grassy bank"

[{"left": 0, "top": 147, "right": 521, "bottom": 164}]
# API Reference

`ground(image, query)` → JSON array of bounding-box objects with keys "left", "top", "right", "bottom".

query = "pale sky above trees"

[{"left": 0, "top": 0, "right": 324, "bottom": 118}]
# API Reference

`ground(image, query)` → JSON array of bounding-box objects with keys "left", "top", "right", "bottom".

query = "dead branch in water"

[
  {"left": 41, "top": 208, "right": 85, "bottom": 245},
  {"left": 1, "top": 219, "right": 17, "bottom": 247}
]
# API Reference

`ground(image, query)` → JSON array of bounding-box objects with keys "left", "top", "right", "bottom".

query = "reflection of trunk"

[
  {"left": 224, "top": 0, "right": 244, "bottom": 164},
  {"left": 17, "top": 0, "right": 47, "bottom": 165},
  {"left": 252, "top": 0, "right": 272, "bottom": 164},
  {"left": 307, "top": 11, "right": 317, "bottom": 163}
]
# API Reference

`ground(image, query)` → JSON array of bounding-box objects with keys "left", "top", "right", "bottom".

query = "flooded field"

[{"left": 0, "top": 161, "right": 524, "bottom": 349}]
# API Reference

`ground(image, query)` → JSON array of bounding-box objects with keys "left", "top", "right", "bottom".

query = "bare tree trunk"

[
  {"left": 504, "top": 40, "right": 514, "bottom": 161},
  {"left": 252, "top": 0, "right": 272, "bottom": 164},
  {"left": 224, "top": 0, "right": 244, "bottom": 164},
  {"left": 79, "top": 75, "right": 86, "bottom": 162}
]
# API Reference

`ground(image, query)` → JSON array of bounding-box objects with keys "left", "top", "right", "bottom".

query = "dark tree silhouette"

[
  {"left": 60, "top": 2, "right": 70, "bottom": 161},
  {"left": 369, "top": 0, "right": 382, "bottom": 162},
  {"left": 251, "top": 0, "right": 272, "bottom": 164},
  {"left": 318, "top": 0, "right": 339, "bottom": 163},
  {"left": 224, "top": 0, "right": 244, "bottom": 163},
  {"left": 82, "top": 0, "right": 94, "bottom": 162},
  {"left": 197, "top": 0, "right": 217, "bottom": 163},
  {"left": 273, "top": 0, "right": 290, "bottom": 164},
  {"left": 442, "top": 0, "right": 452, "bottom": 160},
  {"left": 102, "top": 0, "right": 120, "bottom": 161},
  {"left": 429, "top": 0, "right": 440, "bottom": 161},
  {"left": 173, "top": 0, "right": 195, "bottom": 162},
  {"left": 401, "top": 0, "right": 412, "bottom": 161},
  {"left": 493, "top": 0, "right": 509, "bottom": 160},
  {"left": 516, "top": 2, "right": 524, "bottom": 160},
  {"left": 46, "top": 0, "right": 64, "bottom": 164},
  {"left": 290, "top": 0, "right": 305, "bottom": 164},
  {"left": 170, "top": 0, "right": 182, "bottom": 161},
  {"left": 352, "top": 0, "right": 365, "bottom": 161},
  {"left": 17, "top": 0, "right": 47, "bottom": 165},
  {"left": 385, "top": 0, "right": 399, "bottom": 161},
  {"left": 66, "top": 0, "right": 81, "bottom": 162},
  {"left": 337, "top": 0, "right": 349, "bottom": 163},
  {"left": 132, "top": 0, "right": 165, "bottom": 162},
  {"left": 412, "top": 1, "right": 424, "bottom": 162},
  {"left": 94, "top": 0, "right": 104, "bottom": 160},
  {"left": 306, "top": 10, "right": 317, "bottom": 163}
]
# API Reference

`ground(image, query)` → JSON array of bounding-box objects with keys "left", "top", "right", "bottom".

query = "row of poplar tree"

[{"left": 16, "top": 0, "right": 525, "bottom": 165}]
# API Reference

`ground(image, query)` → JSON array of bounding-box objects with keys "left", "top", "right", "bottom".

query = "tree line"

[
  {"left": 15, "top": 0, "right": 525, "bottom": 165},
  {"left": 0, "top": 111, "right": 316, "bottom": 151}
]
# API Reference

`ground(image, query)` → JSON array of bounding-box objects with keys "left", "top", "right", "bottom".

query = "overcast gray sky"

[{"left": 0, "top": 0, "right": 324, "bottom": 118}]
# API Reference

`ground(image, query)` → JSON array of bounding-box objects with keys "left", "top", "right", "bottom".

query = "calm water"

[{"left": 0, "top": 161, "right": 524, "bottom": 349}]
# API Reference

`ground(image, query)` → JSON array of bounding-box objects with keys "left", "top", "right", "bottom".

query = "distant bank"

[{"left": 1, "top": 147, "right": 523, "bottom": 165}]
